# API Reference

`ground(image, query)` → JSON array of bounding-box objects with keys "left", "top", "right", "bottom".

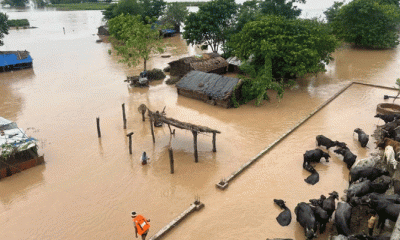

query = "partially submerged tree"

[
  {"left": 259, "top": 0, "right": 305, "bottom": 19},
  {"left": 103, "top": 0, "right": 165, "bottom": 23},
  {"left": 108, "top": 14, "right": 164, "bottom": 71},
  {"left": 1, "top": 0, "right": 28, "bottom": 7},
  {"left": 183, "top": 0, "right": 238, "bottom": 53},
  {"left": 229, "top": 15, "right": 338, "bottom": 105},
  {"left": 160, "top": 2, "right": 189, "bottom": 32},
  {"left": 323, "top": 1, "right": 344, "bottom": 24},
  {"left": 0, "top": 13, "right": 9, "bottom": 46},
  {"left": 332, "top": 0, "right": 400, "bottom": 48}
]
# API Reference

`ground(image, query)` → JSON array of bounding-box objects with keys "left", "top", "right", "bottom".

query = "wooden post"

[
  {"left": 212, "top": 132, "right": 216, "bottom": 152},
  {"left": 169, "top": 147, "right": 174, "bottom": 174},
  {"left": 192, "top": 131, "right": 198, "bottom": 163},
  {"left": 122, "top": 103, "right": 127, "bottom": 129},
  {"left": 142, "top": 110, "right": 146, "bottom": 122},
  {"left": 150, "top": 116, "right": 155, "bottom": 143},
  {"left": 96, "top": 117, "right": 101, "bottom": 138},
  {"left": 126, "top": 132, "right": 134, "bottom": 154}
]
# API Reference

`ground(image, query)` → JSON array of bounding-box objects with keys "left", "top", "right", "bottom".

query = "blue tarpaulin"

[{"left": 0, "top": 51, "right": 32, "bottom": 67}]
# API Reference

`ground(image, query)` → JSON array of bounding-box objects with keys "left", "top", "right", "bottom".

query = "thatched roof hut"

[
  {"left": 176, "top": 71, "right": 242, "bottom": 108},
  {"left": 168, "top": 53, "right": 228, "bottom": 78}
]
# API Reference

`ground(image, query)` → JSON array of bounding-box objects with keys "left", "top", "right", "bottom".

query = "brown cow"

[{"left": 376, "top": 138, "right": 400, "bottom": 159}]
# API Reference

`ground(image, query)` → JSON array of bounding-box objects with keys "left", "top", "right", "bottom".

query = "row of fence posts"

[{"left": 95, "top": 103, "right": 175, "bottom": 174}]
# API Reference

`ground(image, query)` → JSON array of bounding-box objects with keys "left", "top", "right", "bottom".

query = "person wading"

[{"left": 132, "top": 211, "right": 150, "bottom": 240}]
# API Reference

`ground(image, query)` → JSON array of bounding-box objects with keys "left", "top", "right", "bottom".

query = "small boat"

[{"left": 0, "top": 50, "right": 33, "bottom": 72}]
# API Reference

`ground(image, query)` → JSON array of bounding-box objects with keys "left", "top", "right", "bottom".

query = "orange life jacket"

[{"left": 133, "top": 215, "right": 150, "bottom": 235}]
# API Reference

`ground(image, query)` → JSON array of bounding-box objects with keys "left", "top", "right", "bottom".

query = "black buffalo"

[
  {"left": 304, "top": 165, "right": 320, "bottom": 185},
  {"left": 369, "top": 199, "right": 400, "bottom": 230},
  {"left": 349, "top": 167, "right": 389, "bottom": 184},
  {"left": 323, "top": 191, "right": 339, "bottom": 219},
  {"left": 335, "top": 202, "right": 352, "bottom": 236},
  {"left": 274, "top": 199, "right": 292, "bottom": 227},
  {"left": 375, "top": 113, "right": 400, "bottom": 124},
  {"left": 303, "top": 149, "right": 330, "bottom": 169},
  {"left": 334, "top": 147, "right": 357, "bottom": 169},
  {"left": 354, "top": 128, "right": 369, "bottom": 148},
  {"left": 295, "top": 202, "right": 318, "bottom": 239}
]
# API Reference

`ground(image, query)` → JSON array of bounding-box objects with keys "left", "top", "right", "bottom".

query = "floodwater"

[{"left": 1, "top": 7, "right": 400, "bottom": 240}]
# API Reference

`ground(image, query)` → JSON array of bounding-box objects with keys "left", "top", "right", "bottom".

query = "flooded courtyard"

[{"left": 1, "top": 7, "right": 400, "bottom": 240}]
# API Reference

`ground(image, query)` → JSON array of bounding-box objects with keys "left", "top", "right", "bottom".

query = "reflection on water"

[{"left": 0, "top": 7, "right": 400, "bottom": 240}]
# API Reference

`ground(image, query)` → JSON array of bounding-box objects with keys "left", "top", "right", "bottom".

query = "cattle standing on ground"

[
  {"left": 334, "top": 147, "right": 357, "bottom": 169},
  {"left": 322, "top": 191, "right": 339, "bottom": 219},
  {"left": 354, "top": 128, "right": 369, "bottom": 148},
  {"left": 368, "top": 199, "right": 400, "bottom": 231},
  {"left": 374, "top": 113, "right": 400, "bottom": 124},
  {"left": 384, "top": 145, "right": 398, "bottom": 170},
  {"left": 295, "top": 202, "right": 318, "bottom": 239},
  {"left": 349, "top": 167, "right": 389, "bottom": 184},
  {"left": 370, "top": 175, "right": 392, "bottom": 194},
  {"left": 347, "top": 179, "right": 372, "bottom": 203},
  {"left": 273, "top": 199, "right": 292, "bottom": 227},
  {"left": 335, "top": 202, "right": 352, "bottom": 236},
  {"left": 377, "top": 138, "right": 400, "bottom": 159},
  {"left": 303, "top": 149, "right": 330, "bottom": 169}
]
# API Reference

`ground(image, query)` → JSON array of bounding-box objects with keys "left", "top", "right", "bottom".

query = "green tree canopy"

[
  {"left": 332, "top": 0, "right": 400, "bottom": 48},
  {"left": 259, "top": 0, "right": 305, "bottom": 19},
  {"left": 323, "top": 1, "right": 344, "bottom": 24},
  {"left": 159, "top": 2, "right": 189, "bottom": 32},
  {"left": 2, "top": 0, "right": 28, "bottom": 7},
  {"left": 183, "top": 0, "right": 238, "bottom": 53},
  {"left": 229, "top": 15, "right": 338, "bottom": 105},
  {"left": 0, "top": 13, "right": 9, "bottom": 46},
  {"left": 108, "top": 14, "right": 164, "bottom": 71},
  {"left": 103, "top": 0, "right": 166, "bottom": 22}
]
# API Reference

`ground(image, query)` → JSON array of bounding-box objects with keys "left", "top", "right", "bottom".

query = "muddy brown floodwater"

[{"left": 1, "top": 9, "right": 400, "bottom": 240}]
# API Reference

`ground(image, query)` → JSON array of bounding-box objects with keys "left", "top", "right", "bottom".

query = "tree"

[
  {"left": 102, "top": 0, "right": 165, "bottom": 22},
  {"left": 323, "top": 1, "right": 344, "bottom": 24},
  {"left": 259, "top": 0, "right": 305, "bottom": 19},
  {"left": 160, "top": 2, "right": 189, "bottom": 32},
  {"left": 1, "top": 0, "right": 28, "bottom": 7},
  {"left": 332, "top": 0, "right": 400, "bottom": 48},
  {"left": 183, "top": 0, "right": 238, "bottom": 53},
  {"left": 108, "top": 14, "right": 164, "bottom": 71},
  {"left": 229, "top": 15, "right": 338, "bottom": 104},
  {"left": 0, "top": 13, "right": 9, "bottom": 46}
]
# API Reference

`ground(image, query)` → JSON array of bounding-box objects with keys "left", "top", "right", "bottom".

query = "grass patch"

[
  {"left": 8, "top": 19, "right": 30, "bottom": 27},
  {"left": 50, "top": 3, "right": 111, "bottom": 11}
]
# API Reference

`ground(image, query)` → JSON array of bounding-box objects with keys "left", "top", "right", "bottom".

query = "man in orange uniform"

[{"left": 132, "top": 211, "right": 150, "bottom": 240}]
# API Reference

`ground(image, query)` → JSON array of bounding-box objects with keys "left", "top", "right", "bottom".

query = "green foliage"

[
  {"left": 50, "top": 0, "right": 98, "bottom": 4},
  {"left": 160, "top": 2, "right": 188, "bottom": 32},
  {"left": 332, "top": 0, "right": 400, "bottom": 48},
  {"left": 147, "top": 68, "right": 166, "bottom": 80},
  {"left": 102, "top": 0, "right": 165, "bottom": 23},
  {"left": 260, "top": 0, "right": 305, "bottom": 19},
  {"left": 52, "top": 3, "right": 110, "bottom": 10},
  {"left": 108, "top": 14, "right": 164, "bottom": 71},
  {"left": 2, "top": 0, "right": 28, "bottom": 7},
  {"left": 0, "top": 13, "right": 8, "bottom": 47},
  {"left": 229, "top": 15, "right": 337, "bottom": 105},
  {"left": 183, "top": 0, "right": 238, "bottom": 53},
  {"left": 8, "top": 19, "right": 29, "bottom": 27},
  {"left": 324, "top": 1, "right": 344, "bottom": 24}
]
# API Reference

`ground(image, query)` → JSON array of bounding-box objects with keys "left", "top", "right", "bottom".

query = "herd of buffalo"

[{"left": 272, "top": 113, "right": 400, "bottom": 239}]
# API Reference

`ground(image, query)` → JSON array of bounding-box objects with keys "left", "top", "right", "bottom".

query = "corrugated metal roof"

[
  {"left": 176, "top": 71, "right": 240, "bottom": 100},
  {"left": 0, "top": 51, "right": 32, "bottom": 67}
]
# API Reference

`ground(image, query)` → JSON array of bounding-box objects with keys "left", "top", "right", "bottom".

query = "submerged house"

[
  {"left": 0, "top": 117, "right": 43, "bottom": 178},
  {"left": 168, "top": 53, "right": 228, "bottom": 78},
  {"left": 176, "top": 71, "right": 242, "bottom": 108},
  {"left": 0, "top": 51, "right": 33, "bottom": 72}
]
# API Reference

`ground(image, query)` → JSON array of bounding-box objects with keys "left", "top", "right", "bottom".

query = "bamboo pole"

[
  {"left": 150, "top": 116, "right": 155, "bottom": 143},
  {"left": 96, "top": 117, "right": 101, "bottom": 138},
  {"left": 126, "top": 132, "right": 134, "bottom": 154},
  {"left": 122, "top": 103, "right": 127, "bottom": 129},
  {"left": 169, "top": 147, "right": 174, "bottom": 174},
  {"left": 212, "top": 132, "right": 216, "bottom": 152}
]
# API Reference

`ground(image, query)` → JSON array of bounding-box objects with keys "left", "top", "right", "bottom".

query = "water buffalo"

[
  {"left": 334, "top": 147, "right": 357, "bottom": 169},
  {"left": 322, "top": 191, "right": 339, "bottom": 219},
  {"left": 354, "top": 128, "right": 369, "bottom": 148},
  {"left": 375, "top": 113, "right": 400, "bottom": 124},
  {"left": 377, "top": 138, "right": 400, "bottom": 158},
  {"left": 335, "top": 202, "right": 352, "bottom": 236},
  {"left": 369, "top": 199, "right": 400, "bottom": 230},
  {"left": 309, "top": 195, "right": 326, "bottom": 207},
  {"left": 304, "top": 165, "right": 320, "bottom": 185},
  {"left": 349, "top": 167, "right": 389, "bottom": 184},
  {"left": 384, "top": 146, "right": 398, "bottom": 170},
  {"left": 274, "top": 199, "right": 292, "bottom": 227},
  {"left": 311, "top": 205, "right": 329, "bottom": 234},
  {"left": 295, "top": 202, "right": 318, "bottom": 239},
  {"left": 347, "top": 179, "right": 372, "bottom": 205},
  {"left": 316, "top": 135, "right": 344, "bottom": 150},
  {"left": 351, "top": 155, "right": 379, "bottom": 170},
  {"left": 303, "top": 149, "right": 330, "bottom": 169},
  {"left": 360, "top": 192, "right": 400, "bottom": 205},
  {"left": 370, "top": 175, "right": 392, "bottom": 194}
]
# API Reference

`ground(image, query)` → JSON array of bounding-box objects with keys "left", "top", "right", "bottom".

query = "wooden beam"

[
  {"left": 150, "top": 116, "right": 155, "bottom": 143},
  {"left": 212, "top": 132, "right": 216, "bottom": 152},
  {"left": 192, "top": 131, "right": 198, "bottom": 163}
]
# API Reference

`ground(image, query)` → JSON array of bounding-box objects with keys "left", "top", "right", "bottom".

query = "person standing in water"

[{"left": 132, "top": 211, "right": 150, "bottom": 240}]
